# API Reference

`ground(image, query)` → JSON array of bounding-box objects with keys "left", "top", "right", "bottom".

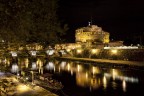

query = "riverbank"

[
  {"left": 55, "top": 57, "right": 144, "bottom": 67},
  {"left": 0, "top": 72, "right": 58, "bottom": 96}
]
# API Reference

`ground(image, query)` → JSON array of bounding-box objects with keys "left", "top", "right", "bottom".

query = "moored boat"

[{"left": 34, "top": 73, "right": 63, "bottom": 91}]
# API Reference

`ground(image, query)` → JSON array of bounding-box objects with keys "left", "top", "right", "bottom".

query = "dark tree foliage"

[{"left": 0, "top": 0, "right": 67, "bottom": 46}]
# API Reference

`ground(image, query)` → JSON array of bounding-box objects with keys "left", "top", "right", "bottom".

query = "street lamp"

[{"left": 30, "top": 71, "right": 34, "bottom": 85}]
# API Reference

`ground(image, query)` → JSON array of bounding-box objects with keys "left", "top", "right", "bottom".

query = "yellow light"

[
  {"left": 91, "top": 49, "right": 98, "bottom": 54},
  {"left": 112, "top": 69, "right": 119, "bottom": 80},
  {"left": 77, "top": 65, "right": 80, "bottom": 72},
  {"left": 77, "top": 49, "right": 82, "bottom": 54},
  {"left": 67, "top": 63, "right": 70, "bottom": 71},
  {"left": 92, "top": 66, "right": 100, "bottom": 74},
  {"left": 111, "top": 49, "right": 118, "bottom": 54},
  {"left": 103, "top": 76, "right": 107, "bottom": 89},
  {"left": 71, "top": 70, "right": 73, "bottom": 76},
  {"left": 85, "top": 72, "right": 88, "bottom": 79},
  {"left": 17, "top": 84, "right": 30, "bottom": 92},
  {"left": 112, "top": 69, "right": 118, "bottom": 76},
  {"left": 67, "top": 49, "right": 71, "bottom": 52},
  {"left": 77, "top": 64, "right": 82, "bottom": 72}
]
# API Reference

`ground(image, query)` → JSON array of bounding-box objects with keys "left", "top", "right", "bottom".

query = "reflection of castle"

[{"left": 55, "top": 24, "right": 123, "bottom": 49}]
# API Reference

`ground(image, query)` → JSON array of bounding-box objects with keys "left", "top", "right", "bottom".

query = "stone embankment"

[{"left": 56, "top": 57, "right": 144, "bottom": 67}]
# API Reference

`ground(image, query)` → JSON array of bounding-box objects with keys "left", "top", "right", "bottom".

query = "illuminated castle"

[
  {"left": 75, "top": 25, "right": 110, "bottom": 44},
  {"left": 55, "top": 24, "right": 123, "bottom": 49}
]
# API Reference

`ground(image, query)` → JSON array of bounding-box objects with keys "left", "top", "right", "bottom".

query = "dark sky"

[{"left": 58, "top": 0, "right": 144, "bottom": 45}]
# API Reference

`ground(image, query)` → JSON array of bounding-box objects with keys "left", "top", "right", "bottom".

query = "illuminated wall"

[
  {"left": 54, "top": 24, "right": 124, "bottom": 50},
  {"left": 75, "top": 25, "right": 110, "bottom": 44}
]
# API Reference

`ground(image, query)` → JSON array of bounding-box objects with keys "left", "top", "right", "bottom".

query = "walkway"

[
  {"left": 57, "top": 57, "right": 144, "bottom": 67},
  {"left": 0, "top": 72, "right": 58, "bottom": 96}
]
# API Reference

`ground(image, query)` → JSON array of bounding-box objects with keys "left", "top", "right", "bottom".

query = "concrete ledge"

[{"left": 56, "top": 57, "right": 144, "bottom": 67}]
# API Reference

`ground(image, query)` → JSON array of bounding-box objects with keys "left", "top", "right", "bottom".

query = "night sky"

[{"left": 58, "top": 0, "right": 144, "bottom": 45}]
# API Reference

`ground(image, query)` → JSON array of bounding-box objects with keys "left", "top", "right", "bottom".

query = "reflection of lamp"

[
  {"left": 67, "top": 63, "right": 70, "bottom": 71},
  {"left": 112, "top": 69, "right": 118, "bottom": 80},
  {"left": 32, "top": 62, "right": 37, "bottom": 70},
  {"left": 60, "top": 61, "right": 66, "bottom": 69},
  {"left": 122, "top": 80, "right": 126, "bottom": 92},
  {"left": 103, "top": 76, "right": 107, "bottom": 89},
  {"left": 92, "top": 66, "right": 100, "bottom": 74},
  {"left": 77, "top": 65, "right": 80, "bottom": 72},
  {"left": 11, "top": 63, "right": 19, "bottom": 73},
  {"left": 46, "top": 62, "right": 55, "bottom": 70}
]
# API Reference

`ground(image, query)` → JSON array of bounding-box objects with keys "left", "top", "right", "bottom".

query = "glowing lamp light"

[
  {"left": 30, "top": 51, "right": 37, "bottom": 56},
  {"left": 77, "top": 49, "right": 82, "bottom": 54},
  {"left": 17, "top": 84, "right": 30, "bottom": 92},
  {"left": 26, "top": 77, "right": 29, "bottom": 80},
  {"left": 46, "top": 49, "right": 55, "bottom": 55},
  {"left": 111, "top": 49, "right": 118, "bottom": 55},
  {"left": 91, "top": 49, "right": 98, "bottom": 54},
  {"left": 59, "top": 50, "right": 66, "bottom": 54},
  {"left": 10, "top": 51, "right": 17, "bottom": 57},
  {"left": 67, "top": 49, "right": 71, "bottom": 52}
]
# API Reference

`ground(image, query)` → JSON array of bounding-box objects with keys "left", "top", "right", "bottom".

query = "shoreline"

[{"left": 55, "top": 57, "right": 144, "bottom": 67}]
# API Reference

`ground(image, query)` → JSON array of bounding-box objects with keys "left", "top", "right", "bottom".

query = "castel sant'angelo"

[
  {"left": 75, "top": 24, "right": 110, "bottom": 44},
  {"left": 55, "top": 23, "right": 123, "bottom": 49}
]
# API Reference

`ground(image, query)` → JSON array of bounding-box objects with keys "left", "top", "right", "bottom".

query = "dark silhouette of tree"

[{"left": 0, "top": 0, "right": 68, "bottom": 47}]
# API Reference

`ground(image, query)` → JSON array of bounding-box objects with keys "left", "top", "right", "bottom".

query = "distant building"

[
  {"left": 26, "top": 43, "right": 43, "bottom": 50},
  {"left": 75, "top": 25, "right": 110, "bottom": 44},
  {"left": 55, "top": 24, "right": 123, "bottom": 50}
]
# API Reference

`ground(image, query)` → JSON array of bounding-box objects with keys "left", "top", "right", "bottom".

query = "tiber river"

[{"left": 0, "top": 57, "right": 144, "bottom": 96}]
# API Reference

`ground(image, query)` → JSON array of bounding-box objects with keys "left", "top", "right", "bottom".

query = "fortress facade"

[
  {"left": 55, "top": 24, "right": 123, "bottom": 50},
  {"left": 75, "top": 25, "right": 110, "bottom": 44}
]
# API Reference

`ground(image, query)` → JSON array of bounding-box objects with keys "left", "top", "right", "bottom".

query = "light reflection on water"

[{"left": 1, "top": 57, "right": 144, "bottom": 96}]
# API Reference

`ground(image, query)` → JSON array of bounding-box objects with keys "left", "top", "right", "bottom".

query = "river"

[{"left": 0, "top": 57, "right": 144, "bottom": 96}]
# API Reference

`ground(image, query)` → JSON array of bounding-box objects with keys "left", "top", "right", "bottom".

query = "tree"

[{"left": 0, "top": 0, "right": 68, "bottom": 48}]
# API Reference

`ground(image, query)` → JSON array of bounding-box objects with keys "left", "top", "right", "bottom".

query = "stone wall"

[{"left": 68, "top": 49, "right": 144, "bottom": 62}]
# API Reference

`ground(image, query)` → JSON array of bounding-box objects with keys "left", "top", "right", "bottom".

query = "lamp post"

[
  {"left": 30, "top": 71, "right": 38, "bottom": 85},
  {"left": 30, "top": 71, "right": 34, "bottom": 85}
]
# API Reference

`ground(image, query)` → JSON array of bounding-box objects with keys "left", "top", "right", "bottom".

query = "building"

[
  {"left": 55, "top": 24, "right": 123, "bottom": 50},
  {"left": 75, "top": 25, "right": 110, "bottom": 44}
]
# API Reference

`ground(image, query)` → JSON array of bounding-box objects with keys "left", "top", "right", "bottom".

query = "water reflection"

[
  {"left": 1, "top": 57, "right": 142, "bottom": 96},
  {"left": 45, "top": 60, "right": 140, "bottom": 91},
  {"left": 11, "top": 63, "right": 19, "bottom": 73},
  {"left": 46, "top": 62, "right": 55, "bottom": 70},
  {"left": 122, "top": 80, "right": 126, "bottom": 92},
  {"left": 103, "top": 76, "right": 107, "bottom": 89}
]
